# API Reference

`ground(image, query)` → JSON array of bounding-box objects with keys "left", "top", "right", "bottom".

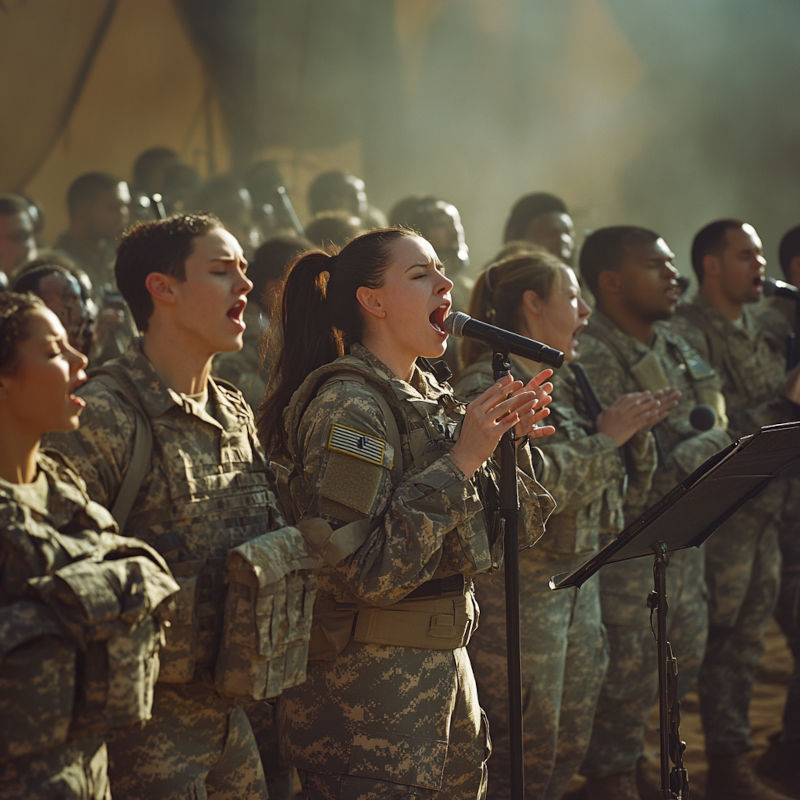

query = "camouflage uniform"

[
  {"left": 0, "top": 451, "right": 177, "bottom": 799},
  {"left": 278, "top": 344, "right": 555, "bottom": 799},
  {"left": 672, "top": 296, "right": 795, "bottom": 756},
  {"left": 456, "top": 355, "right": 656, "bottom": 799},
  {"left": 213, "top": 304, "right": 270, "bottom": 411},
  {"left": 46, "top": 339, "right": 305, "bottom": 800},
  {"left": 578, "top": 310, "right": 730, "bottom": 778}
]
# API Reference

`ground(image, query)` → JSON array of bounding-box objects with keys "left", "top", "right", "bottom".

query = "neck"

[
  {"left": 142, "top": 319, "right": 213, "bottom": 395},
  {"left": 359, "top": 332, "right": 415, "bottom": 382},
  {"left": 0, "top": 420, "right": 39, "bottom": 483},
  {"left": 598, "top": 303, "right": 655, "bottom": 344},
  {"left": 700, "top": 284, "right": 743, "bottom": 321}
]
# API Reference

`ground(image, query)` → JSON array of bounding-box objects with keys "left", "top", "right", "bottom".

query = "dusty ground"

[{"left": 563, "top": 618, "right": 797, "bottom": 799}]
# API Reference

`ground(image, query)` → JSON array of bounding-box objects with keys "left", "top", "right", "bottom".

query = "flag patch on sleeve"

[{"left": 327, "top": 423, "right": 386, "bottom": 466}]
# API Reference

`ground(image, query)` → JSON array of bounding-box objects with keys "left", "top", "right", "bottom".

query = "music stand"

[{"left": 550, "top": 421, "right": 800, "bottom": 799}]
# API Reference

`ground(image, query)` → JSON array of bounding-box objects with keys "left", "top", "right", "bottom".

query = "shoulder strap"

[
  {"left": 88, "top": 367, "right": 153, "bottom": 531},
  {"left": 675, "top": 303, "right": 723, "bottom": 369},
  {"left": 568, "top": 362, "right": 603, "bottom": 422}
]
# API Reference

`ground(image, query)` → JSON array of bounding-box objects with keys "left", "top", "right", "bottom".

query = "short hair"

[
  {"left": 0, "top": 193, "right": 29, "bottom": 218},
  {"left": 305, "top": 211, "right": 363, "bottom": 250},
  {"left": 249, "top": 235, "right": 313, "bottom": 309},
  {"left": 66, "top": 172, "right": 124, "bottom": 216},
  {"left": 0, "top": 291, "right": 46, "bottom": 374},
  {"left": 579, "top": 226, "right": 660, "bottom": 296},
  {"left": 114, "top": 213, "right": 221, "bottom": 331},
  {"left": 778, "top": 225, "right": 800, "bottom": 281},
  {"left": 307, "top": 170, "right": 364, "bottom": 216},
  {"left": 690, "top": 219, "right": 746, "bottom": 283},
  {"left": 503, "top": 192, "right": 568, "bottom": 243},
  {"left": 10, "top": 263, "right": 73, "bottom": 295},
  {"left": 132, "top": 146, "right": 179, "bottom": 191}
]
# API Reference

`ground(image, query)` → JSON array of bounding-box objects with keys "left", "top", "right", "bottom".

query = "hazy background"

[{"left": 3, "top": 0, "right": 799, "bottom": 281}]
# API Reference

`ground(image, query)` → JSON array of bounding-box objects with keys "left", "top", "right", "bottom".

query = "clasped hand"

[{"left": 450, "top": 370, "right": 555, "bottom": 476}]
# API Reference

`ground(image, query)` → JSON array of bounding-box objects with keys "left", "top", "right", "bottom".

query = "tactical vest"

[
  {"left": 283, "top": 355, "right": 517, "bottom": 657},
  {"left": 0, "top": 454, "right": 177, "bottom": 761},
  {"left": 88, "top": 362, "right": 318, "bottom": 701}
]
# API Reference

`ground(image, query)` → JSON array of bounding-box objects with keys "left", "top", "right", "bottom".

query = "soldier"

[
  {"left": 46, "top": 214, "right": 327, "bottom": 799},
  {"left": 756, "top": 223, "right": 800, "bottom": 787},
  {"left": 670, "top": 219, "right": 800, "bottom": 800},
  {"left": 455, "top": 250, "right": 675, "bottom": 799},
  {"left": 0, "top": 292, "right": 177, "bottom": 799},
  {"left": 258, "top": 228, "right": 556, "bottom": 799},
  {"left": 502, "top": 192, "right": 576, "bottom": 266},
  {"left": 575, "top": 226, "right": 731, "bottom": 800}
]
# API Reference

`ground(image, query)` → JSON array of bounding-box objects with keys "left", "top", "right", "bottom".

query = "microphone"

[
  {"left": 689, "top": 404, "right": 716, "bottom": 431},
  {"left": 763, "top": 277, "right": 800, "bottom": 303},
  {"left": 443, "top": 312, "right": 564, "bottom": 368}
]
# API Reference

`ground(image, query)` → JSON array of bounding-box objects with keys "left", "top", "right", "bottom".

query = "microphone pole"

[{"left": 492, "top": 348, "right": 525, "bottom": 799}]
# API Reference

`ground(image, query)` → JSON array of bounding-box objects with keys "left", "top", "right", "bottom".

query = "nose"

[
  {"left": 237, "top": 265, "right": 254, "bottom": 296},
  {"left": 438, "top": 271, "right": 454, "bottom": 295},
  {"left": 664, "top": 262, "right": 680, "bottom": 280},
  {"left": 578, "top": 295, "right": 591, "bottom": 319},
  {"left": 66, "top": 342, "right": 88, "bottom": 379}
]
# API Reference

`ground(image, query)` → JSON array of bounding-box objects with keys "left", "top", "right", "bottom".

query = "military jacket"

[
  {"left": 46, "top": 339, "right": 287, "bottom": 683},
  {"left": 579, "top": 311, "right": 730, "bottom": 524},
  {"left": 284, "top": 344, "right": 554, "bottom": 611},
  {"left": 672, "top": 296, "right": 795, "bottom": 438},
  {"left": 457, "top": 355, "right": 657, "bottom": 557},
  {"left": 0, "top": 451, "right": 176, "bottom": 765}
]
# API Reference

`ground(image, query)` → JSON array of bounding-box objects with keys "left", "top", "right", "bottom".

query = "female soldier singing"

[{"left": 258, "top": 228, "right": 555, "bottom": 799}]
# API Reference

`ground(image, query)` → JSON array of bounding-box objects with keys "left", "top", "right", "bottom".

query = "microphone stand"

[{"left": 492, "top": 350, "right": 525, "bottom": 798}]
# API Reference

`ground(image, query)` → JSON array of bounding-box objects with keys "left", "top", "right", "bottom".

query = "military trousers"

[
  {"left": 699, "top": 492, "right": 783, "bottom": 757},
  {"left": 107, "top": 682, "right": 268, "bottom": 800},
  {"left": 581, "top": 546, "right": 707, "bottom": 777},
  {"left": 279, "top": 642, "right": 489, "bottom": 799},
  {"left": 469, "top": 557, "right": 608, "bottom": 800}
]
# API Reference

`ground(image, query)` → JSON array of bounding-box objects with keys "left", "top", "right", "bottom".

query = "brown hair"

[
  {"left": 461, "top": 249, "right": 564, "bottom": 366},
  {"left": 257, "top": 227, "right": 414, "bottom": 455},
  {"left": 0, "top": 291, "right": 47, "bottom": 374}
]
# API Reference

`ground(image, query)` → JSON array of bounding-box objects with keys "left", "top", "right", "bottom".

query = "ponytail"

[
  {"left": 258, "top": 227, "right": 413, "bottom": 455},
  {"left": 459, "top": 248, "right": 564, "bottom": 368}
]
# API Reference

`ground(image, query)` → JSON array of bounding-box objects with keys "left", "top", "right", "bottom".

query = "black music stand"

[{"left": 550, "top": 421, "right": 800, "bottom": 799}]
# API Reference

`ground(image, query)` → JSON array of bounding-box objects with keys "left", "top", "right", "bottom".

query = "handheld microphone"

[
  {"left": 763, "top": 277, "right": 800, "bottom": 303},
  {"left": 689, "top": 404, "right": 716, "bottom": 431},
  {"left": 443, "top": 312, "right": 564, "bottom": 368}
]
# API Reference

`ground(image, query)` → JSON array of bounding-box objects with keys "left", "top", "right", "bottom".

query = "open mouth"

[
  {"left": 227, "top": 299, "right": 247, "bottom": 329},
  {"left": 754, "top": 275, "right": 765, "bottom": 289},
  {"left": 429, "top": 303, "right": 449, "bottom": 334}
]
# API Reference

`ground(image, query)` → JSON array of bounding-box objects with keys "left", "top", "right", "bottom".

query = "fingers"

[
  {"left": 473, "top": 374, "right": 523, "bottom": 413},
  {"left": 524, "top": 369, "right": 554, "bottom": 391}
]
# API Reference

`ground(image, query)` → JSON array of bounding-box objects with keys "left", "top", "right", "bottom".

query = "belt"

[{"left": 406, "top": 574, "right": 467, "bottom": 600}]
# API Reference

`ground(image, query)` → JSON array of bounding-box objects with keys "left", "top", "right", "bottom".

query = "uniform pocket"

[
  {"left": 0, "top": 602, "right": 76, "bottom": 759},
  {"left": 157, "top": 571, "right": 199, "bottom": 683},
  {"left": 347, "top": 729, "right": 448, "bottom": 790}
]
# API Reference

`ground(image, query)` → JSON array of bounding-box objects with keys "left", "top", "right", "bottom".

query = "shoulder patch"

[{"left": 327, "top": 423, "right": 386, "bottom": 466}]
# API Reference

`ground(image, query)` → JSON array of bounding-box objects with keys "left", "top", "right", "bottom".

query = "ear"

[
  {"left": 144, "top": 272, "right": 178, "bottom": 306},
  {"left": 596, "top": 268, "right": 621, "bottom": 295},
  {"left": 521, "top": 288, "right": 544, "bottom": 316},
  {"left": 702, "top": 253, "right": 721, "bottom": 281},
  {"left": 355, "top": 285, "right": 386, "bottom": 319},
  {"left": 789, "top": 256, "right": 800, "bottom": 289}
]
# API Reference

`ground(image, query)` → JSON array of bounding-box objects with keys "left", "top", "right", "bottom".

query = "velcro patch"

[{"left": 327, "top": 423, "right": 386, "bottom": 466}]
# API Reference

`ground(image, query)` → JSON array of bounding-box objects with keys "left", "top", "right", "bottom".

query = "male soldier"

[
  {"left": 0, "top": 193, "right": 38, "bottom": 279},
  {"left": 502, "top": 191, "right": 575, "bottom": 266},
  {"left": 576, "top": 226, "right": 731, "bottom": 800},
  {"left": 47, "top": 213, "right": 327, "bottom": 799},
  {"left": 756, "top": 223, "right": 800, "bottom": 787},
  {"left": 670, "top": 219, "right": 800, "bottom": 800}
]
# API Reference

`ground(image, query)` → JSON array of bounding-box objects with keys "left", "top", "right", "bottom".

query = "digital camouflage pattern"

[
  {"left": 278, "top": 344, "right": 554, "bottom": 799},
  {"left": 456, "top": 355, "right": 656, "bottom": 799},
  {"left": 45, "top": 339, "right": 293, "bottom": 799},
  {"left": 577, "top": 311, "right": 730, "bottom": 777},
  {"left": 0, "top": 451, "right": 176, "bottom": 800},
  {"left": 756, "top": 295, "right": 800, "bottom": 746},
  {"left": 671, "top": 296, "right": 794, "bottom": 756}
]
